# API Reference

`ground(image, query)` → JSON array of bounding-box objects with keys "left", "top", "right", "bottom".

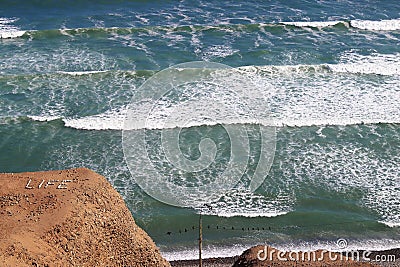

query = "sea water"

[{"left": 0, "top": 0, "right": 399, "bottom": 260}]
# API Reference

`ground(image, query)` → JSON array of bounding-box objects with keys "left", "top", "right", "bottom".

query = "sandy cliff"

[{"left": 0, "top": 168, "right": 170, "bottom": 267}]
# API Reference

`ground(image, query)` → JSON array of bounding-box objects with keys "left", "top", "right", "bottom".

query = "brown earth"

[{"left": 0, "top": 168, "right": 170, "bottom": 267}]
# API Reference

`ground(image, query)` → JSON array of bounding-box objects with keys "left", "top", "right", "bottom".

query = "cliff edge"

[{"left": 0, "top": 168, "right": 170, "bottom": 267}]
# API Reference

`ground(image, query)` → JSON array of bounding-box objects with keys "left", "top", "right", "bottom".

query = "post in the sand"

[{"left": 199, "top": 212, "right": 202, "bottom": 267}]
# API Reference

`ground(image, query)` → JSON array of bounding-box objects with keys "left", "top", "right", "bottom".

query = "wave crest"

[
  {"left": 350, "top": 19, "right": 400, "bottom": 31},
  {"left": 3, "top": 18, "right": 400, "bottom": 39},
  {"left": 0, "top": 17, "right": 26, "bottom": 39}
]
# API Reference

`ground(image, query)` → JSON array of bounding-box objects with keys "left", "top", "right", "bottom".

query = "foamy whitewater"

[
  {"left": 39, "top": 53, "right": 400, "bottom": 131},
  {"left": 0, "top": 0, "right": 399, "bottom": 260},
  {"left": 0, "top": 17, "right": 25, "bottom": 39},
  {"left": 163, "top": 239, "right": 400, "bottom": 261},
  {"left": 282, "top": 18, "right": 400, "bottom": 31}
]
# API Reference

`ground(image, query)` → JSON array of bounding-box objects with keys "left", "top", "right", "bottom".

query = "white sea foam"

[
  {"left": 195, "top": 190, "right": 292, "bottom": 218},
  {"left": 58, "top": 70, "right": 109, "bottom": 76},
  {"left": 276, "top": 239, "right": 400, "bottom": 253},
  {"left": 26, "top": 52, "right": 400, "bottom": 131},
  {"left": 281, "top": 19, "right": 400, "bottom": 31},
  {"left": 201, "top": 45, "right": 239, "bottom": 61},
  {"left": 275, "top": 130, "right": 400, "bottom": 237},
  {"left": 272, "top": 118, "right": 400, "bottom": 127},
  {"left": 0, "top": 30, "right": 26, "bottom": 39},
  {"left": 351, "top": 18, "right": 400, "bottom": 31},
  {"left": 0, "top": 46, "right": 118, "bottom": 74},
  {"left": 28, "top": 115, "right": 60, "bottom": 122},
  {"left": 380, "top": 221, "right": 400, "bottom": 228},
  {"left": 63, "top": 109, "right": 126, "bottom": 130},
  {"left": 210, "top": 211, "right": 288, "bottom": 218},
  {"left": 0, "top": 17, "right": 25, "bottom": 39},
  {"left": 329, "top": 52, "right": 400, "bottom": 76},
  {"left": 60, "top": 110, "right": 400, "bottom": 131},
  {"left": 240, "top": 53, "right": 400, "bottom": 76},
  {"left": 162, "top": 239, "right": 400, "bottom": 261},
  {"left": 162, "top": 244, "right": 249, "bottom": 261},
  {"left": 2, "top": 18, "right": 399, "bottom": 41},
  {"left": 281, "top": 21, "right": 343, "bottom": 28}
]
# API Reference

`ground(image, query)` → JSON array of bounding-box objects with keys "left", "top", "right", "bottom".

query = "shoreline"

[
  {"left": 171, "top": 256, "right": 238, "bottom": 267},
  {"left": 169, "top": 248, "right": 400, "bottom": 267}
]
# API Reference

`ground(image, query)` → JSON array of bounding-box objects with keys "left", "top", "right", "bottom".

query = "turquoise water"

[{"left": 0, "top": 0, "right": 399, "bottom": 260}]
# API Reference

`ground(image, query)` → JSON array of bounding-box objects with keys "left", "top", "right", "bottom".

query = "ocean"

[{"left": 0, "top": 0, "right": 399, "bottom": 260}]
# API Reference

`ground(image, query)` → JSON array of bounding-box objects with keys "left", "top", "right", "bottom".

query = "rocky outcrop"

[{"left": 0, "top": 168, "right": 170, "bottom": 267}]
